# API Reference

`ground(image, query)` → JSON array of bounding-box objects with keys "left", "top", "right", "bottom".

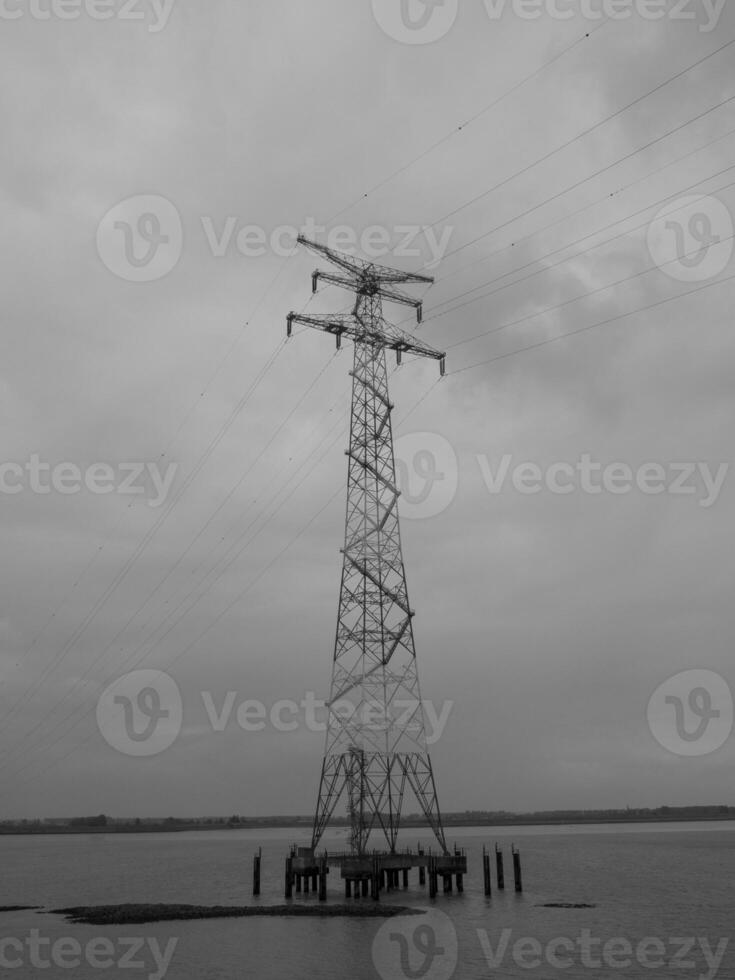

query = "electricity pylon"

[{"left": 287, "top": 236, "right": 448, "bottom": 856}]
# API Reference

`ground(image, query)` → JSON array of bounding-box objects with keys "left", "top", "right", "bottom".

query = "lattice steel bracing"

[{"left": 287, "top": 237, "right": 448, "bottom": 856}]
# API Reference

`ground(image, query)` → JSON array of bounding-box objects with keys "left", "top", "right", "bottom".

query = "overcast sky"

[{"left": 1, "top": 0, "right": 734, "bottom": 820}]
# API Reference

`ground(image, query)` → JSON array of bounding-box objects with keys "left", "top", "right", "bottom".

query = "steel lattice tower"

[{"left": 287, "top": 237, "right": 449, "bottom": 857}]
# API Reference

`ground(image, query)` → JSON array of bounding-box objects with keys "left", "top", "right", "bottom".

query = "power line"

[
  {"left": 423, "top": 38, "right": 735, "bottom": 241},
  {"left": 0, "top": 350, "right": 343, "bottom": 763},
  {"left": 11, "top": 471, "right": 348, "bottom": 788},
  {"left": 3, "top": 359, "right": 435, "bottom": 782},
  {"left": 433, "top": 95, "right": 735, "bottom": 274},
  {"left": 0, "top": 337, "right": 289, "bottom": 737},
  {"left": 4, "top": 262, "right": 300, "bottom": 698},
  {"left": 2, "top": 410, "right": 351, "bottom": 781},
  {"left": 446, "top": 232, "right": 735, "bottom": 354},
  {"left": 419, "top": 167, "right": 735, "bottom": 324},
  {"left": 0, "top": 374, "right": 354, "bottom": 775},
  {"left": 449, "top": 271, "right": 735, "bottom": 377},
  {"left": 326, "top": 21, "right": 608, "bottom": 223}
]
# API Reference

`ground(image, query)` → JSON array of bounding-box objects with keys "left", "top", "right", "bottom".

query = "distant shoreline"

[{"left": 2, "top": 809, "right": 733, "bottom": 836}]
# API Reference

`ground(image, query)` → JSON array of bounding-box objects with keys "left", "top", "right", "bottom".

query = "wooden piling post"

[
  {"left": 318, "top": 860, "right": 327, "bottom": 902},
  {"left": 496, "top": 844, "right": 505, "bottom": 890},
  {"left": 252, "top": 848, "right": 261, "bottom": 897},
  {"left": 512, "top": 845, "right": 523, "bottom": 893},
  {"left": 428, "top": 858, "right": 437, "bottom": 899},
  {"left": 402, "top": 868, "right": 409, "bottom": 888},
  {"left": 285, "top": 856, "right": 293, "bottom": 900},
  {"left": 482, "top": 846, "right": 491, "bottom": 896},
  {"left": 418, "top": 845, "right": 426, "bottom": 885},
  {"left": 457, "top": 874, "right": 463, "bottom": 893}
]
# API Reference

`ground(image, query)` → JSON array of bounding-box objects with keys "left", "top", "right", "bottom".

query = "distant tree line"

[{"left": 0, "top": 805, "right": 732, "bottom": 835}]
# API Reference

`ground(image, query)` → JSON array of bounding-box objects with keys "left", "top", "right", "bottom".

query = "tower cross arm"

[
  {"left": 312, "top": 270, "right": 360, "bottom": 294},
  {"left": 311, "top": 272, "right": 426, "bottom": 323},
  {"left": 287, "top": 311, "right": 446, "bottom": 370},
  {"left": 287, "top": 311, "right": 354, "bottom": 341},
  {"left": 375, "top": 285, "right": 426, "bottom": 323},
  {"left": 297, "top": 235, "right": 373, "bottom": 278},
  {"left": 297, "top": 235, "right": 434, "bottom": 286}
]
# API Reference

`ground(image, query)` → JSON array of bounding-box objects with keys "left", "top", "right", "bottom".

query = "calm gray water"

[{"left": 1, "top": 822, "right": 734, "bottom": 980}]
